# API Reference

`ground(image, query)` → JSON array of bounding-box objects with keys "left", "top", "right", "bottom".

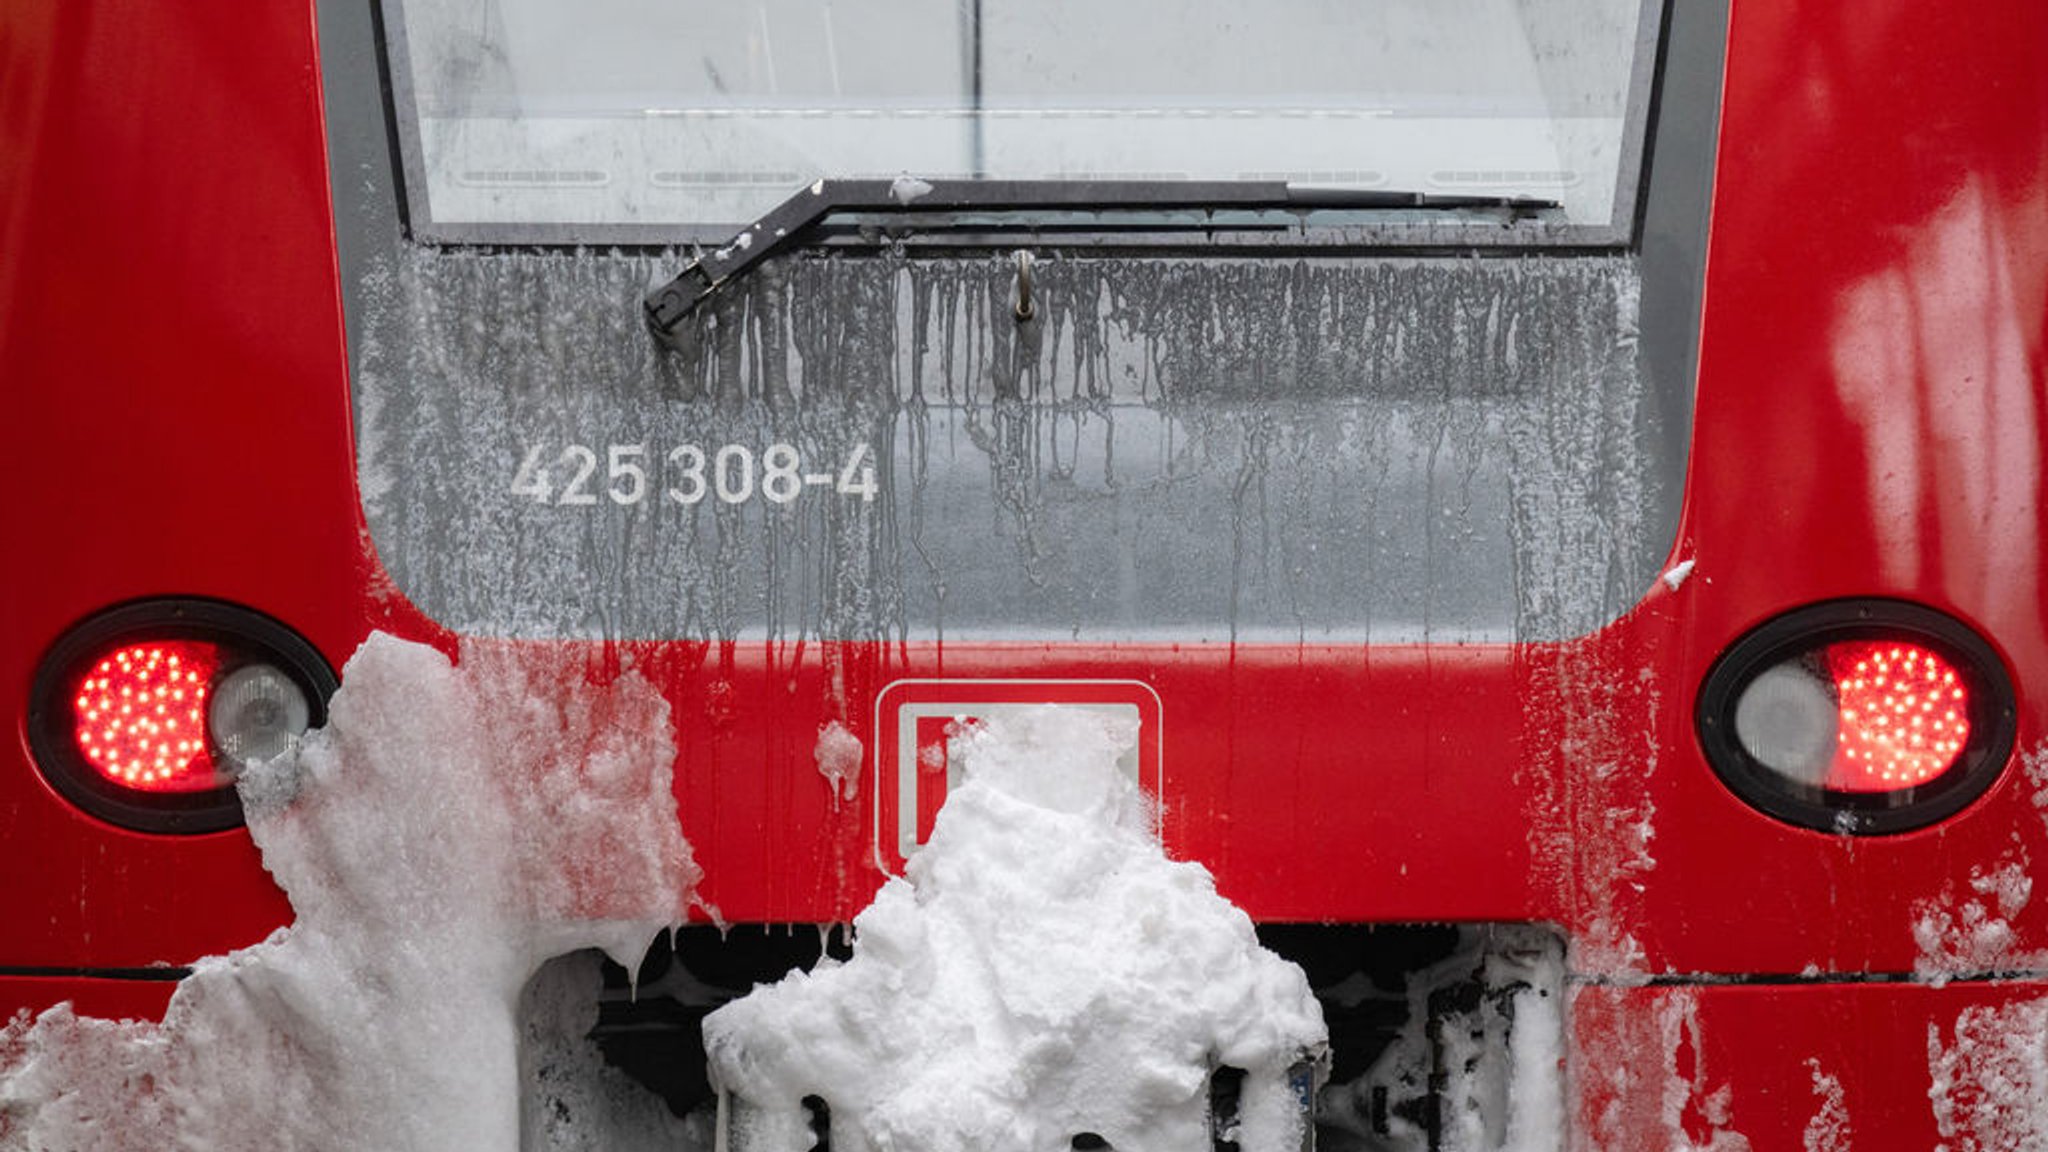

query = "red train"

[{"left": 4, "top": 0, "right": 2045, "bottom": 1146}]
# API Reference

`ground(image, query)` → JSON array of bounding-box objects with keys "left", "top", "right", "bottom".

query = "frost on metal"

[
  {"left": 1913, "top": 855, "right": 2045, "bottom": 985},
  {"left": 352, "top": 249, "right": 1670, "bottom": 646},
  {"left": 1929, "top": 998, "right": 2048, "bottom": 1152},
  {"left": 1521, "top": 627, "right": 1662, "bottom": 979},
  {"left": 0, "top": 634, "right": 699, "bottom": 1151},
  {"left": 704, "top": 705, "right": 1327, "bottom": 1152},
  {"left": 1502, "top": 265, "right": 1664, "bottom": 972},
  {"left": 1909, "top": 747, "right": 2048, "bottom": 985},
  {"left": 1572, "top": 988, "right": 1751, "bottom": 1152},
  {"left": 2024, "top": 742, "right": 2048, "bottom": 811},
  {"left": 1914, "top": 745, "right": 2048, "bottom": 1149},
  {"left": 1802, "top": 1059, "right": 1851, "bottom": 1152}
]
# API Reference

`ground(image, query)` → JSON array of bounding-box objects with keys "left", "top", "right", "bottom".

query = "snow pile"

[
  {"left": 0, "top": 633, "right": 698, "bottom": 1150},
  {"left": 704, "top": 705, "right": 1327, "bottom": 1152}
]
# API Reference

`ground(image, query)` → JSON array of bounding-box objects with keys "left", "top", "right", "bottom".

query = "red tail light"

[
  {"left": 72, "top": 641, "right": 225, "bottom": 793},
  {"left": 1825, "top": 640, "right": 1969, "bottom": 792},
  {"left": 1699, "top": 601, "right": 2016, "bottom": 835},
  {"left": 30, "top": 601, "right": 337, "bottom": 834}
]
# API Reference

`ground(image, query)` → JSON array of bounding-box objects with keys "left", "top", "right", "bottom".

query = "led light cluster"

[
  {"left": 71, "top": 642, "right": 222, "bottom": 792},
  {"left": 1827, "top": 640, "right": 1969, "bottom": 792}
]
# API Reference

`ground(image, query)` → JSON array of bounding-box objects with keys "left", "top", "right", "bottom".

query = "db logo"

[{"left": 871, "top": 679, "right": 1163, "bottom": 872}]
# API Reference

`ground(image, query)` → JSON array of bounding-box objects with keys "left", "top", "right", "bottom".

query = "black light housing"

[
  {"left": 27, "top": 599, "right": 339, "bottom": 834},
  {"left": 1697, "top": 599, "right": 2017, "bottom": 835}
]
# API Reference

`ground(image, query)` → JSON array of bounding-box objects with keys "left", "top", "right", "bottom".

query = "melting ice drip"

[{"left": 706, "top": 706, "right": 1329, "bottom": 1152}]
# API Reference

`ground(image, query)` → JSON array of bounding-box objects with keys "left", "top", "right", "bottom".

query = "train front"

[{"left": 4, "top": 0, "right": 2047, "bottom": 1148}]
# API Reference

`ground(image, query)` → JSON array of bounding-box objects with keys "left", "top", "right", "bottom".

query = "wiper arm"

[{"left": 642, "top": 178, "right": 1557, "bottom": 345}]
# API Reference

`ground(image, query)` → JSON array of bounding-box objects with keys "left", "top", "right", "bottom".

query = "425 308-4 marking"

[{"left": 509, "top": 442, "right": 878, "bottom": 507}]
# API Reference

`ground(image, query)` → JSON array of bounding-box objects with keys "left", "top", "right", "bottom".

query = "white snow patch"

[
  {"left": 814, "top": 719, "right": 864, "bottom": 802},
  {"left": 1802, "top": 1058, "right": 1851, "bottom": 1152},
  {"left": 1575, "top": 795, "right": 1656, "bottom": 975},
  {"left": 704, "top": 705, "right": 1327, "bottom": 1151},
  {"left": 1929, "top": 998, "right": 2048, "bottom": 1151},
  {"left": 1660, "top": 559, "right": 1696, "bottom": 591},
  {"left": 1577, "top": 985, "right": 1783, "bottom": 1152},
  {"left": 889, "top": 174, "right": 934, "bottom": 205},
  {"left": 0, "top": 633, "right": 699, "bottom": 1150},
  {"left": 1661, "top": 992, "right": 1751, "bottom": 1152},
  {"left": 712, "top": 230, "right": 756, "bottom": 262},
  {"left": 2022, "top": 741, "right": 2048, "bottom": 818},
  {"left": 1913, "top": 854, "right": 2044, "bottom": 985}
]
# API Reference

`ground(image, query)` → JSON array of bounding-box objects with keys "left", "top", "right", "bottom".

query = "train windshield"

[{"left": 383, "top": 0, "right": 1660, "bottom": 243}]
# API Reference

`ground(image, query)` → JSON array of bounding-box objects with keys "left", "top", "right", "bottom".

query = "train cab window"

[
  {"left": 381, "top": 0, "right": 1662, "bottom": 244},
  {"left": 326, "top": 0, "right": 1716, "bottom": 649}
]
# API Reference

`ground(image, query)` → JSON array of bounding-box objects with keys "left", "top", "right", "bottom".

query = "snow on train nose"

[{"left": 702, "top": 704, "right": 1328, "bottom": 1152}]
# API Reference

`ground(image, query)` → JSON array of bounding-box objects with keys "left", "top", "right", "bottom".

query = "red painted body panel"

[
  {"left": 3, "top": 1, "right": 354, "bottom": 966},
  {"left": 3, "top": 0, "right": 2045, "bottom": 1143},
  {"left": 1640, "top": 0, "right": 2048, "bottom": 976},
  {"left": 1572, "top": 979, "right": 2048, "bottom": 1150}
]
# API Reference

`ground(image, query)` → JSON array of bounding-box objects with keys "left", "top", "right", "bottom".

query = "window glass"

[{"left": 387, "top": 0, "right": 1655, "bottom": 239}]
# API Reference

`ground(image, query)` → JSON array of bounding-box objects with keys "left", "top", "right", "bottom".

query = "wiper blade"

[{"left": 642, "top": 178, "right": 1557, "bottom": 345}]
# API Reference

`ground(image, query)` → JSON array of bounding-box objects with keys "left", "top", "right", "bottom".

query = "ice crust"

[
  {"left": 1913, "top": 855, "right": 2044, "bottom": 985},
  {"left": 705, "top": 705, "right": 1328, "bottom": 1152},
  {"left": 355, "top": 247, "right": 1663, "bottom": 646},
  {"left": 1802, "top": 1059, "right": 1851, "bottom": 1152},
  {"left": 1916, "top": 743, "right": 2048, "bottom": 1150},
  {"left": 813, "top": 719, "right": 864, "bottom": 802},
  {"left": 1929, "top": 999, "right": 2048, "bottom": 1152},
  {"left": 888, "top": 175, "right": 933, "bottom": 205},
  {"left": 0, "top": 634, "right": 698, "bottom": 1150}
]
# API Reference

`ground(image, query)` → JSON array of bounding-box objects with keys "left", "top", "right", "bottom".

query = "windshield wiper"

[{"left": 642, "top": 178, "right": 1557, "bottom": 346}]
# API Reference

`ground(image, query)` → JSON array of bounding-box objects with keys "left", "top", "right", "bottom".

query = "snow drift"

[
  {"left": 704, "top": 705, "right": 1328, "bottom": 1152},
  {"left": 2, "top": 643, "right": 1328, "bottom": 1152},
  {"left": 0, "top": 633, "right": 698, "bottom": 1150}
]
